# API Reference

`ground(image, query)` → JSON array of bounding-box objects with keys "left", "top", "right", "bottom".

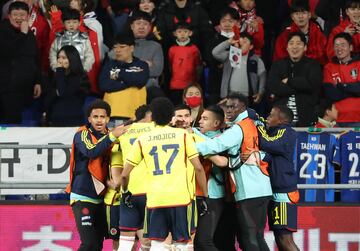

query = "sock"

[
  {"left": 150, "top": 240, "right": 170, "bottom": 251},
  {"left": 118, "top": 236, "right": 135, "bottom": 251},
  {"left": 174, "top": 242, "right": 191, "bottom": 251},
  {"left": 140, "top": 244, "right": 151, "bottom": 251}
]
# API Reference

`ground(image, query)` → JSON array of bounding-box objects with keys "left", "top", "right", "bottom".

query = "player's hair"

[
  {"left": 287, "top": 31, "right": 307, "bottom": 45},
  {"left": 135, "top": 105, "right": 151, "bottom": 121},
  {"left": 273, "top": 105, "right": 294, "bottom": 123},
  {"left": 205, "top": 105, "right": 225, "bottom": 124},
  {"left": 62, "top": 8, "right": 81, "bottom": 22},
  {"left": 219, "top": 7, "right": 240, "bottom": 21},
  {"left": 315, "top": 99, "right": 334, "bottom": 118},
  {"left": 8, "top": 1, "right": 29, "bottom": 14},
  {"left": 57, "top": 45, "right": 85, "bottom": 75},
  {"left": 86, "top": 99, "right": 111, "bottom": 117},
  {"left": 226, "top": 92, "right": 249, "bottom": 108},
  {"left": 150, "top": 97, "right": 174, "bottom": 125},
  {"left": 333, "top": 32, "right": 352, "bottom": 45},
  {"left": 174, "top": 104, "right": 191, "bottom": 114}
]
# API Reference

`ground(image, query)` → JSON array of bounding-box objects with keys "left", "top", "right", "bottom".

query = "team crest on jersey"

[
  {"left": 110, "top": 228, "right": 118, "bottom": 236},
  {"left": 350, "top": 68, "right": 358, "bottom": 79},
  {"left": 82, "top": 207, "right": 89, "bottom": 215}
]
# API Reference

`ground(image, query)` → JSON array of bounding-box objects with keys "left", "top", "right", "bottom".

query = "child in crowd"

[
  {"left": 212, "top": 31, "right": 266, "bottom": 115},
  {"left": 314, "top": 100, "right": 338, "bottom": 128},
  {"left": 49, "top": 8, "right": 94, "bottom": 73},
  {"left": 168, "top": 22, "right": 202, "bottom": 105},
  {"left": 229, "top": 0, "right": 264, "bottom": 55}
]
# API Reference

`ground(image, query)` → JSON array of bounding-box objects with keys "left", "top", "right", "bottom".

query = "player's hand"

[
  {"left": 121, "top": 190, "right": 133, "bottom": 208},
  {"left": 112, "top": 124, "right": 128, "bottom": 137},
  {"left": 198, "top": 197, "right": 209, "bottom": 216}
]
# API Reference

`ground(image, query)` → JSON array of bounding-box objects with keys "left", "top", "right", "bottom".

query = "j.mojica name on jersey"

[
  {"left": 301, "top": 143, "right": 326, "bottom": 151},
  {"left": 149, "top": 133, "right": 176, "bottom": 141}
]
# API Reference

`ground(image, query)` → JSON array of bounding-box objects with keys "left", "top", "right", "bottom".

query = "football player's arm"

[
  {"left": 120, "top": 162, "right": 135, "bottom": 192},
  {"left": 196, "top": 125, "right": 243, "bottom": 155},
  {"left": 190, "top": 156, "right": 208, "bottom": 197},
  {"left": 257, "top": 126, "right": 293, "bottom": 155},
  {"left": 208, "top": 155, "right": 228, "bottom": 168}
]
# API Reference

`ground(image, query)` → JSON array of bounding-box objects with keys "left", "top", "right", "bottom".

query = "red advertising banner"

[{"left": 0, "top": 205, "right": 359, "bottom": 250}]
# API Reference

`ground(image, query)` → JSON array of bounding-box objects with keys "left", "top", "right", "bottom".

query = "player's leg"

[
  {"left": 144, "top": 207, "right": 171, "bottom": 251},
  {"left": 136, "top": 195, "right": 151, "bottom": 251},
  {"left": 136, "top": 229, "right": 151, "bottom": 251},
  {"left": 274, "top": 231, "right": 299, "bottom": 251},
  {"left": 72, "top": 201, "right": 104, "bottom": 251},
  {"left": 268, "top": 192, "right": 299, "bottom": 251},
  {"left": 214, "top": 201, "right": 237, "bottom": 251},
  {"left": 235, "top": 196, "right": 271, "bottom": 251},
  {"left": 194, "top": 198, "right": 224, "bottom": 251},
  {"left": 105, "top": 204, "right": 120, "bottom": 251},
  {"left": 118, "top": 197, "right": 140, "bottom": 251},
  {"left": 170, "top": 202, "right": 194, "bottom": 251}
]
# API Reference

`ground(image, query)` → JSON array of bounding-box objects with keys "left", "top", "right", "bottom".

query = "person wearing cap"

[
  {"left": 130, "top": 10, "right": 164, "bottom": 89},
  {"left": 273, "top": 0, "right": 327, "bottom": 65},
  {"left": 168, "top": 22, "right": 202, "bottom": 105},
  {"left": 99, "top": 32, "right": 149, "bottom": 126}
]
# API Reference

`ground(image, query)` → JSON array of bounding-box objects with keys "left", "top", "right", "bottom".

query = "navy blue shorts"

[
  {"left": 105, "top": 204, "right": 120, "bottom": 240},
  {"left": 120, "top": 194, "right": 146, "bottom": 231},
  {"left": 268, "top": 200, "right": 297, "bottom": 233},
  {"left": 143, "top": 200, "right": 195, "bottom": 242}
]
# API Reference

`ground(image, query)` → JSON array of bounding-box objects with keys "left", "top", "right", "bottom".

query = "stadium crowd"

[{"left": 1, "top": 0, "right": 360, "bottom": 250}]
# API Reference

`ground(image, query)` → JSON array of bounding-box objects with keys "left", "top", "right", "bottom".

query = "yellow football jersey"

[
  {"left": 119, "top": 122, "right": 154, "bottom": 195},
  {"left": 126, "top": 126, "right": 199, "bottom": 208},
  {"left": 186, "top": 133, "right": 206, "bottom": 199}
]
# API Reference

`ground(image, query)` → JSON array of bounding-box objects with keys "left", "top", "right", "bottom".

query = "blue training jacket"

[{"left": 257, "top": 124, "right": 298, "bottom": 193}]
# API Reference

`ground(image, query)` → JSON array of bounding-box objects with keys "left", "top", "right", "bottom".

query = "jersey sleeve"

[
  {"left": 185, "top": 132, "right": 199, "bottom": 160},
  {"left": 333, "top": 135, "right": 341, "bottom": 166},
  {"left": 111, "top": 143, "right": 123, "bottom": 168},
  {"left": 125, "top": 138, "right": 144, "bottom": 166},
  {"left": 329, "top": 134, "right": 338, "bottom": 164}
]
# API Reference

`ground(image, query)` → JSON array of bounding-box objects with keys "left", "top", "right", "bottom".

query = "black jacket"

[
  {"left": 267, "top": 56, "right": 322, "bottom": 127},
  {"left": 0, "top": 19, "right": 39, "bottom": 94},
  {"left": 46, "top": 68, "right": 89, "bottom": 126}
]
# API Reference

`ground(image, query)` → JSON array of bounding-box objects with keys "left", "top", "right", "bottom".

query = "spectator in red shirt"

[
  {"left": 323, "top": 32, "right": 360, "bottom": 127},
  {"left": 168, "top": 22, "right": 202, "bottom": 105},
  {"left": 326, "top": 0, "right": 360, "bottom": 61},
  {"left": 273, "top": 0, "right": 327, "bottom": 65}
]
